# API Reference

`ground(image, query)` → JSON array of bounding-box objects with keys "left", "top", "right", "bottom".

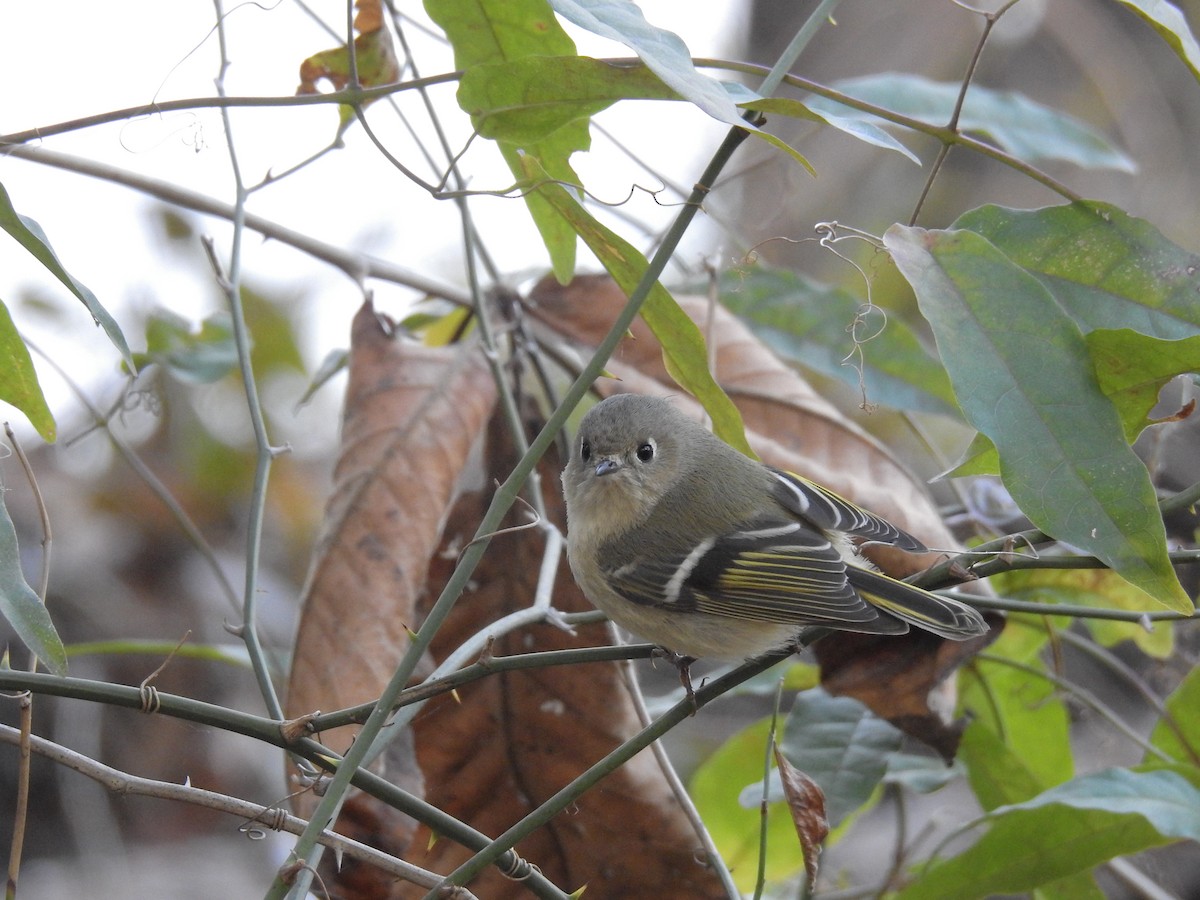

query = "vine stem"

[
  {"left": 3, "top": 421, "right": 52, "bottom": 898},
  {"left": 0, "top": 144, "right": 471, "bottom": 303},
  {"left": 0, "top": 724, "right": 473, "bottom": 896},
  {"left": 209, "top": 0, "right": 282, "bottom": 725}
]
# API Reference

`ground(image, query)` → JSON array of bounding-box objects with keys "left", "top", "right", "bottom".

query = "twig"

[
  {"left": 0, "top": 724, "right": 473, "bottom": 896},
  {"left": 618, "top": 636, "right": 741, "bottom": 900},
  {"left": 3, "top": 422, "right": 53, "bottom": 897},
  {"left": 1, "top": 144, "right": 470, "bottom": 304},
  {"left": 207, "top": 2, "right": 284, "bottom": 728},
  {"left": 1056, "top": 630, "right": 1199, "bottom": 767},
  {"left": 2, "top": 423, "right": 51, "bottom": 621},
  {"left": 908, "top": 1, "right": 1021, "bottom": 223},
  {"left": 688, "top": 58, "right": 1082, "bottom": 203},
  {"left": 429, "top": 644, "right": 801, "bottom": 896},
  {"left": 5, "top": 694, "right": 33, "bottom": 900}
]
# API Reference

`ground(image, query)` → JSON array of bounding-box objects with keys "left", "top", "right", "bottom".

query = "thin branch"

[
  {"left": 908, "top": 0, "right": 1017, "bottom": 223},
  {"left": 0, "top": 724, "right": 473, "bottom": 896},
  {"left": 209, "top": 0, "right": 283, "bottom": 723},
  {"left": 961, "top": 593, "right": 1197, "bottom": 623},
  {"left": 619, "top": 637, "right": 740, "bottom": 900},
  {"left": 689, "top": 58, "right": 1082, "bottom": 203},
  {"left": 0, "top": 670, "right": 566, "bottom": 898},
  {"left": 307, "top": 642, "right": 653, "bottom": 732},
  {"left": 1, "top": 144, "right": 471, "bottom": 304},
  {"left": 2, "top": 55, "right": 1082, "bottom": 204},
  {"left": 429, "top": 640, "right": 810, "bottom": 896},
  {"left": 0, "top": 76, "right": 460, "bottom": 147},
  {"left": 5, "top": 694, "right": 33, "bottom": 900},
  {"left": 2, "top": 423, "right": 51, "bottom": 618}
]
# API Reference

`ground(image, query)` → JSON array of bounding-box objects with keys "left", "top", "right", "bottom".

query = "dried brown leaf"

[
  {"left": 773, "top": 746, "right": 828, "bottom": 885},
  {"left": 286, "top": 300, "right": 497, "bottom": 798},
  {"left": 297, "top": 0, "right": 398, "bottom": 99}
]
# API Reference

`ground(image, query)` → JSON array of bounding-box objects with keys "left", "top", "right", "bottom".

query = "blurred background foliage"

[{"left": 1, "top": 0, "right": 1198, "bottom": 896}]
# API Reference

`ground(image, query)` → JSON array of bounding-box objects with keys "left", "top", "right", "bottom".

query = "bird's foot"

[{"left": 653, "top": 647, "right": 700, "bottom": 714}]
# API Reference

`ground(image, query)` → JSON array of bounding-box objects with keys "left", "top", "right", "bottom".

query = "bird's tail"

[{"left": 848, "top": 566, "right": 988, "bottom": 641}]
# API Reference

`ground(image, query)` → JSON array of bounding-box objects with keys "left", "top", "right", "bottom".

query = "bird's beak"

[{"left": 594, "top": 458, "right": 621, "bottom": 477}]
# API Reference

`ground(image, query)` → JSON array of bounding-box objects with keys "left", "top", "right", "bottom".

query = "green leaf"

[
  {"left": 136, "top": 310, "right": 238, "bottom": 384},
  {"left": 499, "top": 141, "right": 582, "bottom": 283},
  {"left": 1085, "top": 328, "right": 1200, "bottom": 441},
  {"left": 716, "top": 267, "right": 958, "bottom": 416},
  {"left": 67, "top": 639, "right": 251, "bottom": 668},
  {"left": 549, "top": 0, "right": 745, "bottom": 127},
  {"left": 952, "top": 202, "right": 1200, "bottom": 339},
  {"left": 779, "top": 689, "right": 902, "bottom": 827},
  {"left": 959, "top": 720, "right": 1049, "bottom": 811},
  {"left": 297, "top": 24, "right": 400, "bottom": 131},
  {"left": 0, "top": 485, "right": 66, "bottom": 676},
  {"left": 241, "top": 286, "right": 306, "bottom": 376},
  {"left": 519, "top": 155, "right": 752, "bottom": 455},
  {"left": 0, "top": 300, "right": 55, "bottom": 442},
  {"left": 810, "top": 74, "right": 1135, "bottom": 172},
  {"left": 896, "top": 768, "right": 1200, "bottom": 899},
  {"left": 0, "top": 181, "right": 134, "bottom": 370},
  {"left": 882, "top": 753, "right": 964, "bottom": 794},
  {"left": 427, "top": 0, "right": 583, "bottom": 281},
  {"left": 885, "top": 224, "right": 1191, "bottom": 612},
  {"left": 960, "top": 640, "right": 1074, "bottom": 790},
  {"left": 1148, "top": 664, "right": 1200, "bottom": 767},
  {"left": 295, "top": 348, "right": 348, "bottom": 410},
  {"left": 938, "top": 430, "right": 999, "bottom": 479},
  {"left": 1112, "top": 0, "right": 1200, "bottom": 82},
  {"left": 740, "top": 96, "right": 920, "bottom": 164},
  {"left": 689, "top": 716, "right": 806, "bottom": 891},
  {"left": 458, "top": 56, "right": 678, "bottom": 143},
  {"left": 458, "top": 56, "right": 815, "bottom": 174},
  {"left": 1001, "top": 572, "right": 1174, "bottom": 658}
]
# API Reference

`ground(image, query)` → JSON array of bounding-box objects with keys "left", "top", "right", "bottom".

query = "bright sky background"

[{"left": 0, "top": 1, "right": 744, "bottom": 456}]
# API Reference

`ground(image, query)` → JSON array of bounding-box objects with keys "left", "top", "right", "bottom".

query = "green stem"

[
  {"left": 757, "top": 0, "right": 843, "bottom": 98},
  {"left": 211, "top": 0, "right": 283, "bottom": 724},
  {"left": 305, "top": 644, "right": 654, "bottom": 732},
  {"left": 961, "top": 594, "right": 1196, "bottom": 623}
]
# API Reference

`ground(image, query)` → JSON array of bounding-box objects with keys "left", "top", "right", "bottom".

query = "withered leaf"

[
  {"left": 773, "top": 746, "right": 828, "bottom": 886},
  {"left": 297, "top": 0, "right": 399, "bottom": 129},
  {"left": 286, "top": 299, "right": 497, "bottom": 800}
]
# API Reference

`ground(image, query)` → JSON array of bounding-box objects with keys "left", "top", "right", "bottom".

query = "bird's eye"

[
  {"left": 580, "top": 440, "right": 591, "bottom": 462},
  {"left": 636, "top": 441, "right": 655, "bottom": 462}
]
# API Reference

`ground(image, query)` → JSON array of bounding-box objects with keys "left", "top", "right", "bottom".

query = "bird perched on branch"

[{"left": 562, "top": 394, "right": 987, "bottom": 688}]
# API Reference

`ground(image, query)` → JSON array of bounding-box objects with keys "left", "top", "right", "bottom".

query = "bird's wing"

[
  {"left": 767, "top": 467, "right": 928, "bottom": 552},
  {"left": 598, "top": 516, "right": 906, "bottom": 632}
]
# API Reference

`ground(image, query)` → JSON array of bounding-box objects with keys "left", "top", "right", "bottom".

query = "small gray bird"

[{"left": 562, "top": 394, "right": 987, "bottom": 664}]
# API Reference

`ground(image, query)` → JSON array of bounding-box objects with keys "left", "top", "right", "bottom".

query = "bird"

[{"left": 561, "top": 394, "right": 987, "bottom": 678}]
